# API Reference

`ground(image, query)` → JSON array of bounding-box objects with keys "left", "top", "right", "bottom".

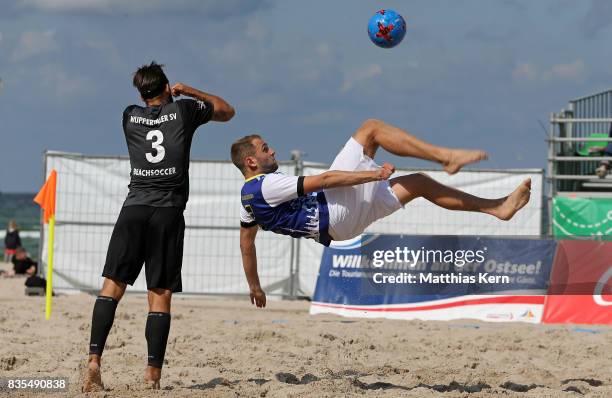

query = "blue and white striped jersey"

[{"left": 240, "top": 172, "right": 331, "bottom": 246}]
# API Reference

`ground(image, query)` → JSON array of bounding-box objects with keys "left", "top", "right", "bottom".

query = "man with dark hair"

[
  {"left": 231, "top": 134, "right": 262, "bottom": 173},
  {"left": 82, "top": 61, "right": 235, "bottom": 392},
  {"left": 11, "top": 247, "right": 37, "bottom": 276},
  {"left": 231, "top": 120, "right": 531, "bottom": 307}
]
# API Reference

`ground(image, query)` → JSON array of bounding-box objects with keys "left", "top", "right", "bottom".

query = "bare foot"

[
  {"left": 82, "top": 361, "right": 104, "bottom": 392},
  {"left": 495, "top": 179, "right": 531, "bottom": 221},
  {"left": 443, "top": 149, "right": 488, "bottom": 175},
  {"left": 143, "top": 378, "right": 160, "bottom": 390},
  {"left": 144, "top": 366, "right": 161, "bottom": 390}
]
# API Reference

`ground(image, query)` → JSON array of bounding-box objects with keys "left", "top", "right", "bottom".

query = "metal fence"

[
  {"left": 571, "top": 90, "right": 612, "bottom": 139},
  {"left": 549, "top": 89, "right": 612, "bottom": 192},
  {"left": 40, "top": 151, "right": 543, "bottom": 298},
  {"left": 547, "top": 90, "right": 612, "bottom": 201},
  {"left": 546, "top": 89, "right": 612, "bottom": 236}
]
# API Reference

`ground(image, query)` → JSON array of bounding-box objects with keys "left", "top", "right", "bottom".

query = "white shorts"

[{"left": 325, "top": 137, "right": 403, "bottom": 241}]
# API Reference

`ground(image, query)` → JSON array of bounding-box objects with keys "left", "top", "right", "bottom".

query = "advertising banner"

[
  {"left": 310, "top": 235, "right": 555, "bottom": 323},
  {"left": 553, "top": 197, "right": 612, "bottom": 240},
  {"left": 542, "top": 240, "right": 612, "bottom": 325}
]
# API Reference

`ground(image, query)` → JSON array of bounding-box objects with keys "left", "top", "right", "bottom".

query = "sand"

[{"left": 0, "top": 261, "right": 611, "bottom": 398}]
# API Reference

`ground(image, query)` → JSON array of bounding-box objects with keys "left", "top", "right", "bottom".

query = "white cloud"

[
  {"left": 542, "top": 59, "right": 586, "bottom": 80},
  {"left": 341, "top": 64, "right": 382, "bottom": 92},
  {"left": 81, "top": 39, "right": 113, "bottom": 50},
  {"left": 209, "top": 39, "right": 248, "bottom": 64},
  {"left": 39, "top": 64, "right": 90, "bottom": 98},
  {"left": 299, "top": 69, "right": 320, "bottom": 82},
  {"left": 245, "top": 19, "right": 269, "bottom": 42},
  {"left": 11, "top": 30, "right": 58, "bottom": 62},
  {"left": 295, "top": 43, "right": 336, "bottom": 83},
  {"left": 18, "top": 0, "right": 115, "bottom": 12},
  {"left": 512, "top": 62, "right": 537, "bottom": 81},
  {"left": 315, "top": 43, "right": 332, "bottom": 58},
  {"left": 512, "top": 59, "right": 586, "bottom": 82},
  {"left": 581, "top": 0, "right": 612, "bottom": 38},
  {"left": 17, "top": 0, "right": 269, "bottom": 17},
  {"left": 290, "top": 110, "right": 345, "bottom": 126},
  {"left": 242, "top": 93, "right": 286, "bottom": 114},
  {"left": 80, "top": 39, "right": 122, "bottom": 66}
]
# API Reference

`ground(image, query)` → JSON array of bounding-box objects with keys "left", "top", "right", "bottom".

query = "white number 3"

[{"left": 146, "top": 130, "right": 165, "bottom": 163}]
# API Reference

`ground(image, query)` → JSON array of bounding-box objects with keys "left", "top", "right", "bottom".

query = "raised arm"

[
  {"left": 171, "top": 82, "right": 235, "bottom": 122},
  {"left": 239, "top": 225, "right": 266, "bottom": 308},
  {"left": 302, "top": 163, "right": 395, "bottom": 194}
]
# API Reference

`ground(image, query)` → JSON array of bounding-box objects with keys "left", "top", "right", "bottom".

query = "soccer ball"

[{"left": 367, "top": 9, "right": 406, "bottom": 48}]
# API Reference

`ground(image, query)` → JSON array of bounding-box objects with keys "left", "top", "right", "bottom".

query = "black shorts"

[{"left": 102, "top": 205, "right": 185, "bottom": 292}]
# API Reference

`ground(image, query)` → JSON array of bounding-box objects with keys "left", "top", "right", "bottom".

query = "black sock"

[
  {"left": 145, "top": 312, "right": 171, "bottom": 369},
  {"left": 89, "top": 296, "right": 119, "bottom": 356}
]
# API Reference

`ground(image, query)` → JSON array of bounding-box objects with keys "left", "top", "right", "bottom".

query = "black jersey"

[
  {"left": 122, "top": 98, "right": 214, "bottom": 208},
  {"left": 4, "top": 230, "right": 21, "bottom": 249}
]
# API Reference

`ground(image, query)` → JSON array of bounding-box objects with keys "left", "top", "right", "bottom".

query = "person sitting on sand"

[
  {"left": 231, "top": 119, "right": 531, "bottom": 307},
  {"left": 5, "top": 247, "right": 37, "bottom": 277}
]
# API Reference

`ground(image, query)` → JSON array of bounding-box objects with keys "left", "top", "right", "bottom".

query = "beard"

[{"left": 262, "top": 161, "right": 279, "bottom": 173}]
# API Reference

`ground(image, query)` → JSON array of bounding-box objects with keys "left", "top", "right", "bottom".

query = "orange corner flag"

[{"left": 34, "top": 169, "right": 57, "bottom": 224}]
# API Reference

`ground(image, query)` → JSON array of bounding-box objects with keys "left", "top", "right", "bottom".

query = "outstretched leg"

[
  {"left": 82, "top": 278, "right": 126, "bottom": 393},
  {"left": 390, "top": 173, "right": 531, "bottom": 221},
  {"left": 353, "top": 119, "right": 488, "bottom": 174}
]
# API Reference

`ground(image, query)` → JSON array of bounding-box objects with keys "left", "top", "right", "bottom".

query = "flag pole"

[
  {"left": 34, "top": 168, "right": 57, "bottom": 320},
  {"left": 45, "top": 215, "right": 55, "bottom": 320}
]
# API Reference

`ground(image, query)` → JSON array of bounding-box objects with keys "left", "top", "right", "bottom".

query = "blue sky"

[{"left": 1, "top": 0, "right": 612, "bottom": 192}]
